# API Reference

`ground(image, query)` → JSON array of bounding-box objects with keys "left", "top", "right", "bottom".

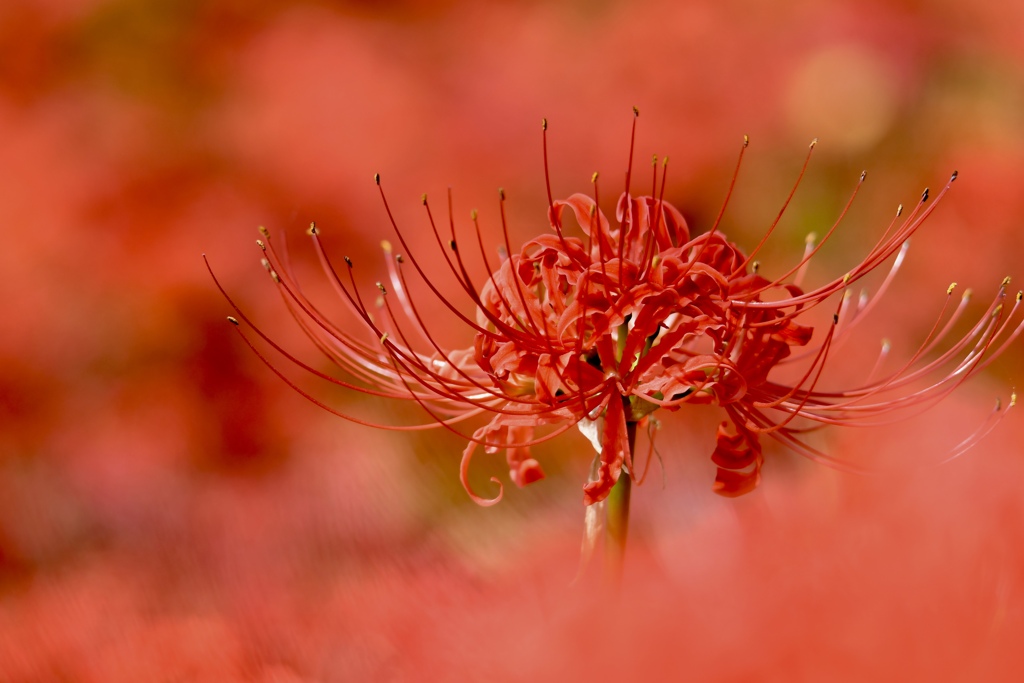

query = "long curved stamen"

[
  {"left": 590, "top": 173, "right": 612, "bottom": 288},
  {"left": 934, "top": 393, "right": 1015, "bottom": 465},
  {"left": 673, "top": 136, "right": 750, "bottom": 285},
  {"left": 376, "top": 178, "right": 501, "bottom": 340},
  {"left": 743, "top": 169, "right": 867, "bottom": 300},
  {"left": 444, "top": 199, "right": 538, "bottom": 345},
  {"left": 216, "top": 116, "right": 1015, "bottom": 514},
  {"left": 638, "top": 156, "right": 669, "bottom": 280},
  {"left": 738, "top": 172, "right": 959, "bottom": 316},
  {"left": 730, "top": 136, "right": 811, "bottom": 277},
  {"left": 389, "top": 253, "right": 558, "bottom": 405},
  {"left": 617, "top": 106, "right": 640, "bottom": 293}
]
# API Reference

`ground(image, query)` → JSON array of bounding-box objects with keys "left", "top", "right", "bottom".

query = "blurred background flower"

[{"left": 1, "top": 0, "right": 1023, "bottom": 680}]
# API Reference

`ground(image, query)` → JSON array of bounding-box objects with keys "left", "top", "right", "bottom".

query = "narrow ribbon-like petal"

[
  {"left": 582, "top": 395, "right": 628, "bottom": 505},
  {"left": 461, "top": 436, "right": 504, "bottom": 507}
]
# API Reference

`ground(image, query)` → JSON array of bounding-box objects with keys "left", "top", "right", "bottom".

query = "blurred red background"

[{"left": 2, "top": 0, "right": 1024, "bottom": 680}]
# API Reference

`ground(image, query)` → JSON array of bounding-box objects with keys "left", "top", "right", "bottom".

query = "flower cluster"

[{"left": 211, "top": 120, "right": 1021, "bottom": 508}]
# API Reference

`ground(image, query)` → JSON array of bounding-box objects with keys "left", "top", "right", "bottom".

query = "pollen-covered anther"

[
  {"left": 591, "top": 172, "right": 599, "bottom": 183},
  {"left": 499, "top": 187, "right": 505, "bottom": 200},
  {"left": 374, "top": 173, "right": 381, "bottom": 185},
  {"left": 632, "top": 105, "right": 639, "bottom": 117},
  {"left": 896, "top": 204, "right": 904, "bottom": 217},
  {"left": 743, "top": 134, "right": 750, "bottom": 148},
  {"left": 307, "top": 221, "right": 318, "bottom": 236},
  {"left": 810, "top": 137, "right": 818, "bottom": 148},
  {"left": 541, "top": 117, "right": 548, "bottom": 130},
  {"left": 270, "top": 270, "right": 280, "bottom": 283},
  {"left": 951, "top": 170, "right": 959, "bottom": 182},
  {"left": 1001, "top": 276, "right": 1012, "bottom": 287},
  {"left": 1017, "top": 291, "right": 1022, "bottom": 302},
  {"left": 842, "top": 272, "right": 851, "bottom": 284},
  {"left": 376, "top": 281, "right": 387, "bottom": 294},
  {"left": 421, "top": 193, "right": 427, "bottom": 205},
  {"left": 470, "top": 209, "right": 478, "bottom": 221},
  {"left": 396, "top": 254, "right": 405, "bottom": 264},
  {"left": 860, "top": 170, "right": 867, "bottom": 181},
  {"left": 256, "top": 239, "right": 266, "bottom": 251},
  {"left": 922, "top": 188, "right": 930, "bottom": 202},
  {"left": 227, "top": 316, "right": 239, "bottom": 326},
  {"left": 261, "top": 258, "right": 270, "bottom": 271},
  {"left": 257, "top": 226, "right": 269, "bottom": 237},
  {"left": 343, "top": 256, "right": 353, "bottom": 267},
  {"left": 1011, "top": 391, "right": 1018, "bottom": 407},
  {"left": 751, "top": 260, "right": 760, "bottom": 274},
  {"left": 380, "top": 332, "right": 389, "bottom": 344},
  {"left": 947, "top": 282, "right": 957, "bottom": 295}
]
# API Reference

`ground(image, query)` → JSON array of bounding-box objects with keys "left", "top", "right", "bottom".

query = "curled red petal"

[
  {"left": 582, "top": 395, "right": 628, "bottom": 505},
  {"left": 550, "top": 193, "right": 611, "bottom": 241},
  {"left": 710, "top": 420, "right": 763, "bottom": 497},
  {"left": 461, "top": 432, "right": 504, "bottom": 507},
  {"left": 533, "top": 354, "right": 564, "bottom": 404},
  {"left": 711, "top": 466, "right": 761, "bottom": 498}
]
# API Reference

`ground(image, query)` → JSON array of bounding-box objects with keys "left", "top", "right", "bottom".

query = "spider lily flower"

[{"left": 209, "top": 118, "right": 1022, "bottom": 509}]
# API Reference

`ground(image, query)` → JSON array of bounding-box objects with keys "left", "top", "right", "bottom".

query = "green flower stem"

[{"left": 605, "top": 419, "right": 638, "bottom": 585}]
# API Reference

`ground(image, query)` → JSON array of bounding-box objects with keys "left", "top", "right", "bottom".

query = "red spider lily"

[{"left": 208, "top": 115, "right": 1022, "bottom": 509}]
